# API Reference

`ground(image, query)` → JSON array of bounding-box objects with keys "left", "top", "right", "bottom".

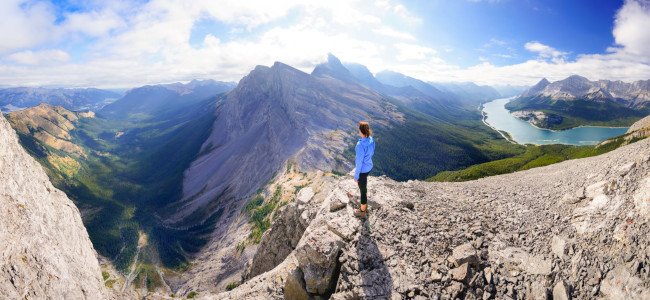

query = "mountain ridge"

[{"left": 0, "top": 112, "right": 108, "bottom": 299}]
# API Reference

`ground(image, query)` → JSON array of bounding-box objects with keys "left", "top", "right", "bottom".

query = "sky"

[{"left": 0, "top": 0, "right": 649, "bottom": 88}]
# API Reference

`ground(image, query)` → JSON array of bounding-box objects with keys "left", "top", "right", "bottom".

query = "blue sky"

[
  {"left": 409, "top": 0, "right": 623, "bottom": 66},
  {"left": 0, "top": 0, "right": 648, "bottom": 87}
]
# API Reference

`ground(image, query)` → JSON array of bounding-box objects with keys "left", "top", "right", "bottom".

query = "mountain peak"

[
  {"left": 565, "top": 74, "right": 589, "bottom": 81},
  {"left": 521, "top": 77, "right": 551, "bottom": 97},
  {"left": 311, "top": 53, "right": 354, "bottom": 80},
  {"left": 326, "top": 53, "right": 343, "bottom": 66}
]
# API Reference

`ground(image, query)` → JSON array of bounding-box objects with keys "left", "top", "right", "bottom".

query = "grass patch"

[
  {"left": 247, "top": 186, "right": 282, "bottom": 244},
  {"left": 429, "top": 134, "right": 646, "bottom": 182},
  {"left": 226, "top": 282, "right": 240, "bottom": 291}
]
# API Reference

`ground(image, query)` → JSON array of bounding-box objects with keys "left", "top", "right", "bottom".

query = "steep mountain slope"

[
  {"left": 98, "top": 79, "right": 235, "bottom": 120},
  {"left": 0, "top": 87, "right": 121, "bottom": 112},
  {"left": 7, "top": 103, "right": 93, "bottom": 157},
  {"left": 507, "top": 76, "right": 650, "bottom": 129},
  {"left": 520, "top": 78, "right": 551, "bottom": 97},
  {"left": 219, "top": 136, "right": 650, "bottom": 300},
  {"left": 169, "top": 61, "right": 402, "bottom": 226},
  {"left": 0, "top": 113, "right": 107, "bottom": 299}
]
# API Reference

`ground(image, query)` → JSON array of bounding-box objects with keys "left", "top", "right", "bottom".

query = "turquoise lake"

[{"left": 482, "top": 98, "right": 629, "bottom": 145}]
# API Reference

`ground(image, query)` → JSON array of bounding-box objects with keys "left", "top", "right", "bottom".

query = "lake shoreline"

[
  {"left": 481, "top": 97, "right": 629, "bottom": 145},
  {"left": 479, "top": 102, "right": 518, "bottom": 145}
]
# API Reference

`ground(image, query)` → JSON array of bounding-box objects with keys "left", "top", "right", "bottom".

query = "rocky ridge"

[
  {"left": 0, "top": 113, "right": 108, "bottom": 298},
  {"left": 7, "top": 103, "right": 92, "bottom": 156},
  {"left": 522, "top": 76, "right": 650, "bottom": 106},
  {"left": 217, "top": 135, "right": 650, "bottom": 299}
]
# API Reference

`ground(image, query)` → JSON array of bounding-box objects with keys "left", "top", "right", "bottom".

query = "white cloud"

[
  {"left": 0, "top": 0, "right": 57, "bottom": 53},
  {"left": 7, "top": 49, "right": 70, "bottom": 65},
  {"left": 62, "top": 9, "right": 126, "bottom": 37},
  {"left": 0, "top": 0, "right": 648, "bottom": 87},
  {"left": 612, "top": 0, "right": 650, "bottom": 57},
  {"left": 524, "top": 41, "right": 568, "bottom": 62}
]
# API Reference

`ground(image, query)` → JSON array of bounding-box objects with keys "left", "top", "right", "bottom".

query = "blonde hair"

[{"left": 359, "top": 121, "right": 371, "bottom": 137}]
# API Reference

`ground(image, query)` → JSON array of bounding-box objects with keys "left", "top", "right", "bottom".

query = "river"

[{"left": 482, "top": 97, "right": 629, "bottom": 145}]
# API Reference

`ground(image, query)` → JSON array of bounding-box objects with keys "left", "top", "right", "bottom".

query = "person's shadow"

[{"left": 356, "top": 221, "right": 394, "bottom": 299}]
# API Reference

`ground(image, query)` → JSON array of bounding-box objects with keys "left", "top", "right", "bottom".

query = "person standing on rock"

[{"left": 350, "top": 121, "right": 375, "bottom": 219}]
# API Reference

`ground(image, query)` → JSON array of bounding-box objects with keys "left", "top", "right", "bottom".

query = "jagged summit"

[
  {"left": 519, "top": 75, "right": 650, "bottom": 103},
  {"left": 520, "top": 78, "right": 551, "bottom": 97},
  {"left": 311, "top": 53, "right": 356, "bottom": 81}
]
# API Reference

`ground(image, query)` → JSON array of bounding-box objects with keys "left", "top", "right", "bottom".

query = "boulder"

[
  {"left": 600, "top": 265, "right": 650, "bottom": 300},
  {"left": 552, "top": 281, "right": 570, "bottom": 300},
  {"left": 295, "top": 226, "right": 345, "bottom": 295},
  {"left": 450, "top": 242, "right": 478, "bottom": 267},
  {"left": 297, "top": 187, "right": 315, "bottom": 205},
  {"left": 551, "top": 235, "right": 567, "bottom": 259},
  {"left": 450, "top": 263, "right": 470, "bottom": 282},
  {"left": 284, "top": 268, "right": 309, "bottom": 300}
]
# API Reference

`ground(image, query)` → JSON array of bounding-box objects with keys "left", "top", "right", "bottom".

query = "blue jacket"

[{"left": 354, "top": 136, "right": 375, "bottom": 180}]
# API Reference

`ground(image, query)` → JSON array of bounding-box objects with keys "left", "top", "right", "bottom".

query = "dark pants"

[{"left": 358, "top": 172, "right": 369, "bottom": 205}]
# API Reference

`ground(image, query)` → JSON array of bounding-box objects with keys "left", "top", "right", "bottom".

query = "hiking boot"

[{"left": 353, "top": 208, "right": 367, "bottom": 219}]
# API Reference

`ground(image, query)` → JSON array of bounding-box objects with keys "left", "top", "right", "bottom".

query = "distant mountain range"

[
  {"left": 98, "top": 79, "right": 235, "bottom": 120},
  {"left": 0, "top": 87, "right": 122, "bottom": 112},
  {"left": 507, "top": 75, "right": 650, "bottom": 130},
  {"left": 521, "top": 75, "right": 650, "bottom": 104}
]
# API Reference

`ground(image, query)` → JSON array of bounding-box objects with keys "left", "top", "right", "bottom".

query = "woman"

[{"left": 352, "top": 121, "right": 375, "bottom": 219}]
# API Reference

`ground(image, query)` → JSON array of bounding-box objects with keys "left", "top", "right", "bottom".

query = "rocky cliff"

[
  {"left": 218, "top": 136, "right": 650, "bottom": 299},
  {"left": 522, "top": 75, "right": 650, "bottom": 106},
  {"left": 0, "top": 113, "right": 107, "bottom": 298}
]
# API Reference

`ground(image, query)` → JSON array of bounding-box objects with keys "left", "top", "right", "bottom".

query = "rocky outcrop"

[
  {"left": 7, "top": 103, "right": 91, "bottom": 156},
  {"left": 0, "top": 113, "right": 107, "bottom": 298},
  {"left": 627, "top": 116, "right": 650, "bottom": 133},
  {"left": 511, "top": 110, "right": 563, "bottom": 128},
  {"left": 217, "top": 137, "right": 650, "bottom": 299}
]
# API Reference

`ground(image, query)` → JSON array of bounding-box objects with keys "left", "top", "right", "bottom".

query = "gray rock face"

[
  {"left": 0, "top": 114, "right": 107, "bottom": 299},
  {"left": 295, "top": 226, "right": 345, "bottom": 294},
  {"left": 216, "top": 137, "right": 650, "bottom": 300},
  {"left": 284, "top": 268, "right": 309, "bottom": 300}
]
